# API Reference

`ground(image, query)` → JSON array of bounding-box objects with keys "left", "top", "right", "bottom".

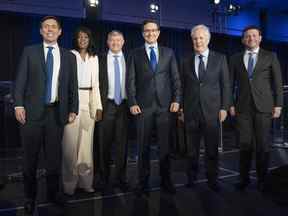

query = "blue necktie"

[
  {"left": 45, "top": 46, "right": 54, "bottom": 104},
  {"left": 198, "top": 54, "right": 205, "bottom": 82},
  {"left": 149, "top": 46, "right": 157, "bottom": 72},
  {"left": 247, "top": 52, "right": 254, "bottom": 79},
  {"left": 113, "top": 55, "right": 122, "bottom": 105}
]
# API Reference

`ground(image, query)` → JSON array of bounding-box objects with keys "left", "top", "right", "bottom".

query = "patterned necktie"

[
  {"left": 113, "top": 55, "right": 122, "bottom": 105},
  {"left": 149, "top": 46, "right": 157, "bottom": 72},
  {"left": 45, "top": 46, "right": 54, "bottom": 104},
  {"left": 247, "top": 52, "right": 254, "bottom": 79},
  {"left": 198, "top": 54, "right": 205, "bottom": 81}
]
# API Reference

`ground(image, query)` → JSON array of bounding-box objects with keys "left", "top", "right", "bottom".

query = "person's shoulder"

[
  {"left": 159, "top": 46, "right": 173, "bottom": 53},
  {"left": 23, "top": 44, "right": 41, "bottom": 52}
]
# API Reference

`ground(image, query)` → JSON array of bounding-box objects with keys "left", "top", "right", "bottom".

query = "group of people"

[{"left": 13, "top": 15, "right": 283, "bottom": 216}]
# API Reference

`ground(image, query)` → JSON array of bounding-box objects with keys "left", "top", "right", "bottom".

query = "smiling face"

[
  {"left": 77, "top": 31, "right": 90, "bottom": 51},
  {"left": 40, "top": 18, "right": 62, "bottom": 44},
  {"left": 142, "top": 22, "right": 160, "bottom": 44},
  {"left": 191, "top": 28, "right": 209, "bottom": 54},
  {"left": 242, "top": 29, "right": 262, "bottom": 50},
  {"left": 107, "top": 33, "right": 124, "bottom": 53}
]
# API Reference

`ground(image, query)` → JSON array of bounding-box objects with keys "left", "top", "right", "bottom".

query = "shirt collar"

[
  {"left": 245, "top": 47, "right": 260, "bottom": 55},
  {"left": 108, "top": 50, "right": 123, "bottom": 57},
  {"left": 196, "top": 48, "right": 209, "bottom": 58},
  {"left": 43, "top": 42, "right": 59, "bottom": 50},
  {"left": 145, "top": 42, "right": 158, "bottom": 50}
]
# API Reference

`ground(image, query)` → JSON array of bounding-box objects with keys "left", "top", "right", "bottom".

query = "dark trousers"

[
  {"left": 185, "top": 107, "right": 219, "bottom": 184},
  {"left": 237, "top": 104, "right": 271, "bottom": 183},
  {"left": 20, "top": 105, "right": 64, "bottom": 200},
  {"left": 97, "top": 100, "right": 128, "bottom": 183},
  {"left": 136, "top": 101, "right": 172, "bottom": 185}
]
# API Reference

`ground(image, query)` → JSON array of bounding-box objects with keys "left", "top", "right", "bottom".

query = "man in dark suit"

[
  {"left": 14, "top": 16, "right": 78, "bottom": 215},
  {"left": 181, "top": 24, "right": 230, "bottom": 191},
  {"left": 229, "top": 26, "right": 283, "bottom": 191},
  {"left": 126, "top": 19, "right": 181, "bottom": 195},
  {"left": 97, "top": 30, "right": 129, "bottom": 190}
]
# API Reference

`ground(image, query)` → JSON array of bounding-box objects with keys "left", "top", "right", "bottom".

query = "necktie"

[
  {"left": 247, "top": 52, "right": 254, "bottom": 79},
  {"left": 149, "top": 46, "right": 157, "bottom": 72},
  {"left": 198, "top": 54, "right": 205, "bottom": 82},
  {"left": 45, "top": 46, "right": 54, "bottom": 104},
  {"left": 113, "top": 55, "right": 122, "bottom": 105}
]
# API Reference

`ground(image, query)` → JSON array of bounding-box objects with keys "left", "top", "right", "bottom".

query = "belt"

[
  {"left": 79, "top": 87, "right": 92, "bottom": 90},
  {"left": 45, "top": 101, "right": 59, "bottom": 107}
]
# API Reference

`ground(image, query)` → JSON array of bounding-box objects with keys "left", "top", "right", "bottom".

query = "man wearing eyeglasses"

[{"left": 126, "top": 19, "right": 181, "bottom": 196}]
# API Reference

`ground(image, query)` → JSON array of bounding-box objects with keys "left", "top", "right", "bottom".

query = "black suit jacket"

[
  {"left": 181, "top": 50, "right": 230, "bottom": 123},
  {"left": 229, "top": 48, "right": 283, "bottom": 113},
  {"left": 98, "top": 53, "right": 127, "bottom": 110},
  {"left": 14, "top": 44, "right": 78, "bottom": 124},
  {"left": 126, "top": 46, "right": 181, "bottom": 109}
]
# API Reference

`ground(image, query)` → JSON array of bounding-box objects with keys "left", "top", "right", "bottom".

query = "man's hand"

[
  {"left": 170, "top": 102, "right": 180, "bottom": 113},
  {"left": 15, "top": 107, "right": 26, "bottom": 125},
  {"left": 68, "top": 112, "right": 77, "bottom": 123},
  {"left": 272, "top": 107, "right": 282, "bottom": 118},
  {"left": 95, "top": 109, "right": 103, "bottom": 122},
  {"left": 229, "top": 106, "right": 236, "bottom": 117},
  {"left": 219, "top": 109, "right": 227, "bottom": 122},
  {"left": 130, "top": 105, "right": 142, "bottom": 115}
]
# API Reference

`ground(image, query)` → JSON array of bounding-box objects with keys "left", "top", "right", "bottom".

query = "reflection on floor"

[{"left": 0, "top": 148, "right": 288, "bottom": 216}]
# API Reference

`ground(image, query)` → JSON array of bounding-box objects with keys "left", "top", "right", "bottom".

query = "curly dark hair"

[{"left": 72, "top": 26, "right": 97, "bottom": 56}]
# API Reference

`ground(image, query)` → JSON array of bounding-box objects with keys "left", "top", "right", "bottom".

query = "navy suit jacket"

[
  {"left": 126, "top": 46, "right": 181, "bottom": 109},
  {"left": 181, "top": 50, "right": 230, "bottom": 124},
  {"left": 14, "top": 44, "right": 78, "bottom": 124}
]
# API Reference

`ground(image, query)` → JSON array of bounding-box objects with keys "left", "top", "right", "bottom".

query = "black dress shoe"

[
  {"left": 135, "top": 184, "right": 149, "bottom": 197},
  {"left": 114, "top": 180, "right": 130, "bottom": 191},
  {"left": 48, "top": 193, "right": 68, "bottom": 207},
  {"left": 208, "top": 182, "right": 221, "bottom": 192},
  {"left": 257, "top": 181, "right": 265, "bottom": 192},
  {"left": 161, "top": 179, "right": 176, "bottom": 194},
  {"left": 24, "top": 200, "right": 35, "bottom": 215},
  {"left": 234, "top": 181, "right": 250, "bottom": 191}
]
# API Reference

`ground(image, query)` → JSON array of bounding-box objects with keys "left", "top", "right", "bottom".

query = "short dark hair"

[
  {"left": 242, "top": 25, "right": 262, "bottom": 37},
  {"left": 142, "top": 19, "right": 160, "bottom": 32},
  {"left": 40, "top": 16, "right": 62, "bottom": 29},
  {"left": 72, "top": 26, "right": 97, "bottom": 56}
]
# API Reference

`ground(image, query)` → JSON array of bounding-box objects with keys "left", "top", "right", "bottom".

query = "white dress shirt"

[
  {"left": 243, "top": 47, "right": 259, "bottom": 71},
  {"left": 107, "top": 50, "right": 127, "bottom": 100},
  {"left": 194, "top": 49, "right": 209, "bottom": 78},
  {"left": 43, "top": 42, "right": 60, "bottom": 103},
  {"left": 145, "top": 42, "right": 159, "bottom": 62}
]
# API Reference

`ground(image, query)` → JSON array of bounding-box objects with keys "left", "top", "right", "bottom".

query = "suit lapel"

[
  {"left": 141, "top": 46, "right": 154, "bottom": 73},
  {"left": 252, "top": 49, "right": 264, "bottom": 78},
  {"left": 38, "top": 44, "right": 46, "bottom": 78},
  {"left": 155, "top": 47, "right": 163, "bottom": 73},
  {"left": 204, "top": 51, "right": 215, "bottom": 81},
  {"left": 189, "top": 53, "right": 197, "bottom": 79},
  {"left": 103, "top": 54, "right": 109, "bottom": 95},
  {"left": 58, "top": 47, "right": 64, "bottom": 84}
]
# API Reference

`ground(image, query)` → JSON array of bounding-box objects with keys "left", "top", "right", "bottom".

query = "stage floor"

[{"left": 0, "top": 147, "right": 288, "bottom": 216}]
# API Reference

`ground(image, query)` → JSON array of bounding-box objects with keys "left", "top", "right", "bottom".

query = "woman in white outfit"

[{"left": 62, "top": 26, "right": 102, "bottom": 195}]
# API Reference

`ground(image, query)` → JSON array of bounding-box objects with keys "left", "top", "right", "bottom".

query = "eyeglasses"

[{"left": 143, "top": 29, "right": 159, "bottom": 33}]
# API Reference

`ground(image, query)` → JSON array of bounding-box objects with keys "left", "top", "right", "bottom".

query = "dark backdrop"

[{"left": 1, "top": 12, "right": 288, "bottom": 84}]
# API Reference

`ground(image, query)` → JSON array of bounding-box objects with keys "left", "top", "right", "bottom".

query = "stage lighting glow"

[
  {"left": 214, "top": 0, "right": 220, "bottom": 4},
  {"left": 89, "top": 0, "right": 99, "bottom": 7},
  {"left": 150, "top": 3, "right": 159, "bottom": 13}
]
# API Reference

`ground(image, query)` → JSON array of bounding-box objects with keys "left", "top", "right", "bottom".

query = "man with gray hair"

[{"left": 180, "top": 24, "right": 230, "bottom": 191}]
